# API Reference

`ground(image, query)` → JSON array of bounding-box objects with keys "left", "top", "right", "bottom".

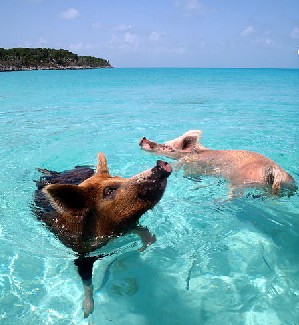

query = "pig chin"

[
  {"left": 136, "top": 162, "right": 171, "bottom": 203},
  {"left": 137, "top": 178, "right": 167, "bottom": 203},
  {"left": 143, "top": 142, "right": 158, "bottom": 151},
  {"left": 142, "top": 141, "right": 177, "bottom": 155}
]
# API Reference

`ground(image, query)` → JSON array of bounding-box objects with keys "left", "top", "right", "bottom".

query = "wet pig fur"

[
  {"left": 33, "top": 153, "right": 171, "bottom": 318},
  {"left": 139, "top": 130, "right": 296, "bottom": 198}
]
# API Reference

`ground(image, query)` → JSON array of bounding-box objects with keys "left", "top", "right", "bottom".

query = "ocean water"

[{"left": 0, "top": 68, "right": 298, "bottom": 325}]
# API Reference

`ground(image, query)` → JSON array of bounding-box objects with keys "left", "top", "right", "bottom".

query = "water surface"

[{"left": 0, "top": 68, "right": 298, "bottom": 324}]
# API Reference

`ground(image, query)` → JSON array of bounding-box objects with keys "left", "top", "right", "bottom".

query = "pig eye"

[{"left": 103, "top": 185, "right": 119, "bottom": 199}]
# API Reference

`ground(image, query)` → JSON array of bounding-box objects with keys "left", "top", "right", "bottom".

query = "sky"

[{"left": 1, "top": 0, "right": 299, "bottom": 68}]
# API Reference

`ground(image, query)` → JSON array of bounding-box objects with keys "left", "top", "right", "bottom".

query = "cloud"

[
  {"left": 68, "top": 42, "right": 99, "bottom": 52},
  {"left": 264, "top": 38, "right": 274, "bottom": 46},
  {"left": 92, "top": 22, "right": 104, "bottom": 29},
  {"left": 37, "top": 37, "right": 48, "bottom": 47},
  {"left": 92, "top": 22, "right": 132, "bottom": 32},
  {"left": 149, "top": 32, "right": 165, "bottom": 42},
  {"left": 113, "top": 24, "right": 132, "bottom": 32},
  {"left": 253, "top": 38, "right": 276, "bottom": 48},
  {"left": 22, "top": 37, "right": 48, "bottom": 48},
  {"left": 124, "top": 32, "right": 139, "bottom": 47},
  {"left": 60, "top": 8, "right": 79, "bottom": 20},
  {"left": 175, "top": 0, "right": 213, "bottom": 15},
  {"left": 175, "top": 0, "right": 201, "bottom": 10},
  {"left": 107, "top": 32, "right": 140, "bottom": 51},
  {"left": 171, "top": 44, "right": 187, "bottom": 54},
  {"left": 186, "top": 0, "right": 200, "bottom": 10},
  {"left": 291, "top": 27, "right": 299, "bottom": 39},
  {"left": 241, "top": 26, "right": 255, "bottom": 37}
]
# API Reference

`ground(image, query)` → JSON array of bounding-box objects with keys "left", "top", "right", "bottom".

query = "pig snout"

[
  {"left": 148, "top": 160, "right": 172, "bottom": 180},
  {"left": 139, "top": 137, "right": 147, "bottom": 146},
  {"left": 156, "top": 160, "right": 172, "bottom": 175},
  {"left": 139, "top": 137, "right": 157, "bottom": 151}
]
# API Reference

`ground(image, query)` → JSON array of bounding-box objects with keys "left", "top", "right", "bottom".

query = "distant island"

[{"left": 0, "top": 48, "right": 112, "bottom": 71}]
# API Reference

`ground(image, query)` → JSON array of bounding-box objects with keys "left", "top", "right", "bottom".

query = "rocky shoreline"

[{"left": 0, "top": 65, "right": 112, "bottom": 72}]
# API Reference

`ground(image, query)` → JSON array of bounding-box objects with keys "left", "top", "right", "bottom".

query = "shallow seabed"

[{"left": 0, "top": 68, "right": 298, "bottom": 325}]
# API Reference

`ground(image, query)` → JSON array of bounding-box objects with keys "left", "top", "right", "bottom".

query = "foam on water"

[{"left": 0, "top": 68, "right": 298, "bottom": 324}]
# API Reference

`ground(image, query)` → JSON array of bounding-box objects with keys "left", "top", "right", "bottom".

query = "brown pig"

[{"left": 33, "top": 153, "right": 171, "bottom": 318}]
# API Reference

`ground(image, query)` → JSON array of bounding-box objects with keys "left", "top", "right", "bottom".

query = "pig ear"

[
  {"left": 95, "top": 152, "right": 110, "bottom": 177},
  {"left": 181, "top": 130, "right": 206, "bottom": 150},
  {"left": 43, "top": 184, "right": 89, "bottom": 216},
  {"left": 183, "top": 130, "right": 202, "bottom": 141}
]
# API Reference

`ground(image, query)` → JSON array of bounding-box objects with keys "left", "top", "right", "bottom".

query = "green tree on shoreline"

[{"left": 0, "top": 48, "right": 112, "bottom": 71}]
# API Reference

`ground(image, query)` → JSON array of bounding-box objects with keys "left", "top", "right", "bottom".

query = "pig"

[
  {"left": 33, "top": 153, "right": 172, "bottom": 317},
  {"left": 139, "top": 130, "right": 296, "bottom": 198}
]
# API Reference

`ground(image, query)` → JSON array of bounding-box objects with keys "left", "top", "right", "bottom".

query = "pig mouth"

[
  {"left": 137, "top": 160, "right": 172, "bottom": 202},
  {"left": 139, "top": 137, "right": 158, "bottom": 151}
]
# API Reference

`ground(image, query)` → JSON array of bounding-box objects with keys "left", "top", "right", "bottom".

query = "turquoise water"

[{"left": 0, "top": 68, "right": 298, "bottom": 325}]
